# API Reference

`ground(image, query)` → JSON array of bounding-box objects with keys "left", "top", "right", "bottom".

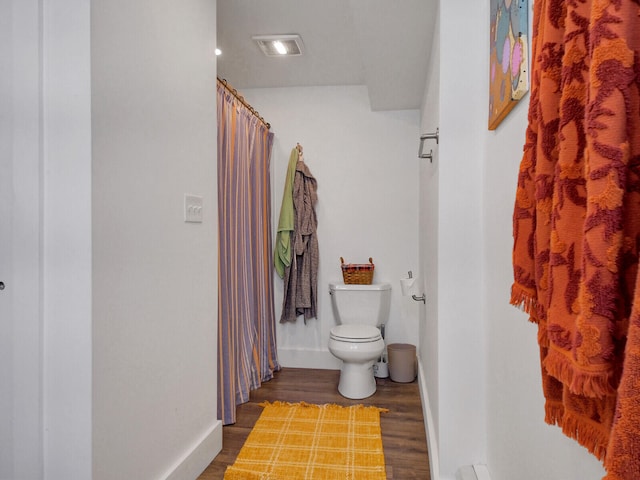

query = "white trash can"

[{"left": 387, "top": 343, "right": 416, "bottom": 383}]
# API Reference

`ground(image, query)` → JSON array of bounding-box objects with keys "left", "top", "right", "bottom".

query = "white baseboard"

[
  {"left": 473, "top": 465, "right": 491, "bottom": 480},
  {"left": 417, "top": 360, "right": 491, "bottom": 480},
  {"left": 277, "top": 347, "right": 342, "bottom": 370},
  {"left": 417, "top": 361, "right": 440, "bottom": 480},
  {"left": 455, "top": 464, "right": 492, "bottom": 480},
  {"left": 456, "top": 466, "right": 477, "bottom": 480},
  {"left": 163, "top": 420, "right": 223, "bottom": 480}
]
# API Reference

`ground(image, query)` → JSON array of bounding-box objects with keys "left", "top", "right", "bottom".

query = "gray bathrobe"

[{"left": 280, "top": 160, "right": 318, "bottom": 323}]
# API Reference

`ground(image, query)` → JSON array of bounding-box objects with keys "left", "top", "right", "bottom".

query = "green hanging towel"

[{"left": 274, "top": 147, "right": 299, "bottom": 278}]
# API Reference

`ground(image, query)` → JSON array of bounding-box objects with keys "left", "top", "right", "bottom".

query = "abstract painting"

[{"left": 489, "top": 0, "right": 529, "bottom": 130}]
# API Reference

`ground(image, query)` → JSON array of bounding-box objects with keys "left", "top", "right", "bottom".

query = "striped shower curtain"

[{"left": 217, "top": 80, "right": 280, "bottom": 425}]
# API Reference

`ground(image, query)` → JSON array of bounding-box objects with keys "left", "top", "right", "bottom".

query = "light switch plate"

[{"left": 184, "top": 194, "right": 203, "bottom": 223}]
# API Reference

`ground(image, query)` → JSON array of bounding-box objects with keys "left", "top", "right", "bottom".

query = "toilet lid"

[{"left": 330, "top": 325, "right": 382, "bottom": 343}]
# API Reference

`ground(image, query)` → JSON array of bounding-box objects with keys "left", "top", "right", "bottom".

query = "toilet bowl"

[
  {"left": 328, "top": 282, "right": 391, "bottom": 399},
  {"left": 328, "top": 324, "right": 385, "bottom": 399}
]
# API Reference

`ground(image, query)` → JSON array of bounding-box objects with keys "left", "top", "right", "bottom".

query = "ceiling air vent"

[{"left": 252, "top": 35, "right": 304, "bottom": 57}]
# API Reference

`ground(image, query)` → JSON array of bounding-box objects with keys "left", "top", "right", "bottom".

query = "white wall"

[
  {"left": 241, "top": 86, "right": 420, "bottom": 369},
  {"left": 418, "top": 6, "right": 440, "bottom": 480},
  {"left": 484, "top": 99, "right": 607, "bottom": 480},
  {"left": 0, "top": 2, "right": 14, "bottom": 469},
  {"left": 420, "top": 1, "right": 609, "bottom": 479},
  {"left": 3, "top": 1, "right": 221, "bottom": 479},
  {"left": 1, "top": 1, "right": 94, "bottom": 478},
  {"left": 0, "top": 1, "right": 45, "bottom": 477},
  {"left": 481, "top": 1, "right": 606, "bottom": 478},
  {"left": 435, "top": 1, "right": 488, "bottom": 477},
  {"left": 91, "top": 1, "right": 221, "bottom": 479},
  {"left": 42, "top": 0, "right": 93, "bottom": 477}
]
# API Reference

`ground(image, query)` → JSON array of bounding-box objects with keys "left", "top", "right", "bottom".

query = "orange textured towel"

[{"left": 511, "top": 1, "right": 640, "bottom": 477}]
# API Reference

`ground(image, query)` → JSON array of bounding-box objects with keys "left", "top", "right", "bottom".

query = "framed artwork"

[{"left": 489, "top": 0, "right": 529, "bottom": 130}]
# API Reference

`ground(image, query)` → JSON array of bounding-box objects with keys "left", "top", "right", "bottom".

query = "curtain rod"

[{"left": 217, "top": 77, "right": 271, "bottom": 130}]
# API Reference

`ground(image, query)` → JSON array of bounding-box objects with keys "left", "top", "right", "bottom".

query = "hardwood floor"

[{"left": 198, "top": 367, "right": 430, "bottom": 479}]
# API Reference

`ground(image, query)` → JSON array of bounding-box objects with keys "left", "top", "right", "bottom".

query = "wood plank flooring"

[{"left": 198, "top": 367, "right": 430, "bottom": 479}]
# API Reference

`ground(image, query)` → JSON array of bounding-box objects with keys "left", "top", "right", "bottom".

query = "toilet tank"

[{"left": 329, "top": 283, "right": 392, "bottom": 327}]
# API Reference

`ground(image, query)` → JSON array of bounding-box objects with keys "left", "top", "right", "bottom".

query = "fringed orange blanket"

[{"left": 511, "top": 1, "right": 640, "bottom": 478}]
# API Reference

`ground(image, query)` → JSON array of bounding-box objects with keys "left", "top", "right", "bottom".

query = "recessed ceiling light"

[
  {"left": 272, "top": 41, "right": 287, "bottom": 55},
  {"left": 252, "top": 35, "right": 304, "bottom": 57},
  {"left": 215, "top": 48, "right": 222, "bottom": 56}
]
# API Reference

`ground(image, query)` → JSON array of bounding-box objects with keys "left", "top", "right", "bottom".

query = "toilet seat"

[{"left": 330, "top": 325, "right": 382, "bottom": 343}]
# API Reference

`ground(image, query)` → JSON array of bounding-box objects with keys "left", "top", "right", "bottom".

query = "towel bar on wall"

[
  {"left": 418, "top": 128, "right": 439, "bottom": 162},
  {"left": 420, "top": 128, "right": 439, "bottom": 144}
]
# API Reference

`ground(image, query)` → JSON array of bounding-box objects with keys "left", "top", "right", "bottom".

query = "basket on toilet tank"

[{"left": 340, "top": 257, "right": 374, "bottom": 285}]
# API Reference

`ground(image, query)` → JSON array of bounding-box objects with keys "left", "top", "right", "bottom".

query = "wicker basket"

[{"left": 340, "top": 257, "right": 375, "bottom": 285}]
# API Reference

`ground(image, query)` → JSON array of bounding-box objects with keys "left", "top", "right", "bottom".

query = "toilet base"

[{"left": 337, "top": 361, "right": 377, "bottom": 399}]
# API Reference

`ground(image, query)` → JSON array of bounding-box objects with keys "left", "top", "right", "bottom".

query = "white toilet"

[{"left": 328, "top": 282, "right": 391, "bottom": 399}]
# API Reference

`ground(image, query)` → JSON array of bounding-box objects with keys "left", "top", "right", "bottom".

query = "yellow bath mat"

[{"left": 224, "top": 401, "right": 388, "bottom": 480}]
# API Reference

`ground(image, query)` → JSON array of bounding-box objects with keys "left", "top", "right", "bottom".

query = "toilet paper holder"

[{"left": 412, "top": 293, "right": 426, "bottom": 304}]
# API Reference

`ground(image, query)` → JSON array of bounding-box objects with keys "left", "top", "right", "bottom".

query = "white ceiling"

[{"left": 216, "top": 0, "right": 438, "bottom": 111}]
